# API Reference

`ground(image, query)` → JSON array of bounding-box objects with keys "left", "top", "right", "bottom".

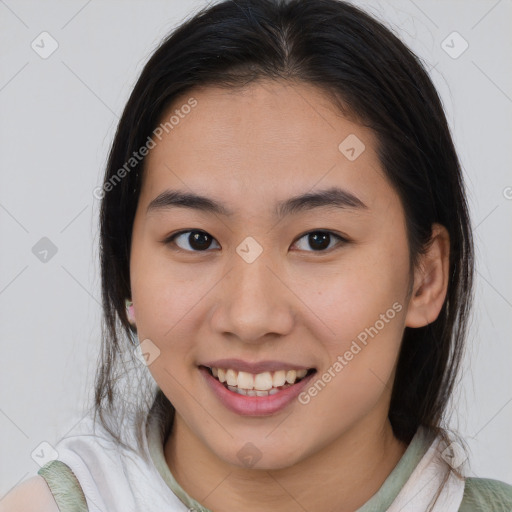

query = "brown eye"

[
  {"left": 166, "top": 230, "right": 220, "bottom": 252},
  {"left": 293, "top": 231, "right": 346, "bottom": 252},
  {"left": 164, "top": 229, "right": 347, "bottom": 254}
]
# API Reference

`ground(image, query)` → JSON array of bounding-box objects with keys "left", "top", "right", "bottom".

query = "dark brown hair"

[{"left": 92, "top": 0, "right": 474, "bottom": 460}]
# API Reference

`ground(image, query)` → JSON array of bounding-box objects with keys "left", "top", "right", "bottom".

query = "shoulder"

[
  {"left": 0, "top": 460, "right": 89, "bottom": 512},
  {"left": 459, "top": 477, "right": 512, "bottom": 511},
  {"left": 0, "top": 475, "right": 60, "bottom": 512}
]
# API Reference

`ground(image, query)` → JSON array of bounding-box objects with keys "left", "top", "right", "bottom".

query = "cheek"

[
  {"left": 130, "top": 232, "right": 210, "bottom": 336},
  {"left": 298, "top": 306, "right": 405, "bottom": 436},
  {"left": 300, "top": 236, "right": 409, "bottom": 413},
  {"left": 305, "top": 247, "right": 408, "bottom": 349}
]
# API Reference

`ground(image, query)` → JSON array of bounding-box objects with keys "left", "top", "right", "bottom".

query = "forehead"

[{"left": 140, "top": 80, "right": 392, "bottom": 215}]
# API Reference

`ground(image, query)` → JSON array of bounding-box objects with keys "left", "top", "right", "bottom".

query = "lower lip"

[{"left": 198, "top": 366, "right": 317, "bottom": 416}]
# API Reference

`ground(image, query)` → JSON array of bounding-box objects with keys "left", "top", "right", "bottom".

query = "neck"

[{"left": 164, "top": 412, "right": 408, "bottom": 512}]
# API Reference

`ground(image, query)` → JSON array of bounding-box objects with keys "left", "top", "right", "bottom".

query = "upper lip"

[{"left": 199, "top": 358, "right": 315, "bottom": 374}]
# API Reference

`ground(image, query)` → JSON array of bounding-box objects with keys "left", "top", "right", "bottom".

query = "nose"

[{"left": 209, "top": 249, "right": 295, "bottom": 344}]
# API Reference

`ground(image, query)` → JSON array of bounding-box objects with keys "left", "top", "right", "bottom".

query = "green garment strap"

[
  {"left": 148, "top": 422, "right": 213, "bottom": 512},
  {"left": 459, "top": 477, "right": 512, "bottom": 511},
  {"left": 36, "top": 422, "right": 512, "bottom": 512},
  {"left": 148, "top": 415, "right": 437, "bottom": 512},
  {"left": 355, "top": 426, "right": 437, "bottom": 512},
  {"left": 38, "top": 459, "right": 89, "bottom": 512}
]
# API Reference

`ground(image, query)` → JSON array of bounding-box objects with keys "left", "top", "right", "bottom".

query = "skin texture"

[
  {"left": 0, "top": 476, "right": 60, "bottom": 511},
  {"left": 129, "top": 80, "right": 450, "bottom": 512}
]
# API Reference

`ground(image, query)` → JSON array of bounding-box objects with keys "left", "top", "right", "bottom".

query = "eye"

[
  {"left": 164, "top": 230, "right": 220, "bottom": 252},
  {"left": 292, "top": 230, "right": 347, "bottom": 252},
  {"left": 163, "top": 229, "right": 347, "bottom": 253}
]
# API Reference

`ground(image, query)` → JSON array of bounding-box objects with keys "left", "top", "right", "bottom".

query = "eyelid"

[
  {"left": 290, "top": 230, "right": 347, "bottom": 253},
  {"left": 163, "top": 229, "right": 349, "bottom": 253},
  {"left": 162, "top": 229, "right": 220, "bottom": 253}
]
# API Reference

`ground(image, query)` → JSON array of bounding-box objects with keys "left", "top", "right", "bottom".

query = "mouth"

[{"left": 199, "top": 365, "right": 317, "bottom": 397}]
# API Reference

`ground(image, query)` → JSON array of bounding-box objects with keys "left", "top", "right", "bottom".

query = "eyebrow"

[{"left": 146, "top": 186, "right": 368, "bottom": 218}]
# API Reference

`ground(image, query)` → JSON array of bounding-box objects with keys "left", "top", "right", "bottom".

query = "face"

[{"left": 130, "top": 80, "right": 413, "bottom": 469}]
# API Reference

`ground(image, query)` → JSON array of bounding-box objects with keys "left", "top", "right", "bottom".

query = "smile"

[
  {"left": 205, "top": 366, "right": 315, "bottom": 396},
  {"left": 198, "top": 365, "right": 318, "bottom": 416}
]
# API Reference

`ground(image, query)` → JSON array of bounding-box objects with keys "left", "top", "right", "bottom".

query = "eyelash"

[{"left": 162, "top": 229, "right": 348, "bottom": 254}]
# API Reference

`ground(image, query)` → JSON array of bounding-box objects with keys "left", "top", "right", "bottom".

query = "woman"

[{"left": 4, "top": 0, "right": 511, "bottom": 510}]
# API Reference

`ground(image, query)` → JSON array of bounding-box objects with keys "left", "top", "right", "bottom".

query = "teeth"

[
  {"left": 226, "top": 369, "right": 238, "bottom": 386},
  {"left": 208, "top": 366, "right": 311, "bottom": 391},
  {"left": 226, "top": 386, "right": 281, "bottom": 397},
  {"left": 286, "top": 370, "right": 297, "bottom": 383},
  {"left": 237, "top": 371, "right": 254, "bottom": 390},
  {"left": 254, "top": 372, "right": 273, "bottom": 391},
  {"left": 296, "top": 369, "right": 307, "bottom": 379},
  {"left": 227, "top": 385, "right": 247, "bottom": 395},
  {"left": 272, "top": 370, "right": 287, "bottom": 387}
]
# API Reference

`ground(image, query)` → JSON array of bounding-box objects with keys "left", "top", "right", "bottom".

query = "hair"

[{"left": 92, "top": 0, "right": 474, "bottom": 473}]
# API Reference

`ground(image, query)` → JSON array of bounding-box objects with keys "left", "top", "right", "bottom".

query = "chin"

[{"left": 216, "top": 438, "right": 306, "bottom": 471}]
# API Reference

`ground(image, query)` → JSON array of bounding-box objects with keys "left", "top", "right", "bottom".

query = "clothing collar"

[{"left": 146, "top": 410, "right": 437, "bottom": 512}]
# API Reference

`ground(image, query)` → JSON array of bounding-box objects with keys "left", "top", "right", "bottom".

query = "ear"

[
  {"left": 405, "top": 223, "right": 450, "bottom": 328},
  {"left": 125, "top": 299, "right": 136, "bottom": 326}
]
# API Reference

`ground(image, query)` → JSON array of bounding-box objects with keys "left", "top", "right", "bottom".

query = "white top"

[
  {"left": 51, "top": 412, "right": 193, "bottom": 512},
  {"left": 46, "top": 409, "right": 466, "bottom": 512}
]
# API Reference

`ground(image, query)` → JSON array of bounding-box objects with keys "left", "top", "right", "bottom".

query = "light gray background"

[{"left": 1, "top": 0, "right": 511, "bottom": 498}]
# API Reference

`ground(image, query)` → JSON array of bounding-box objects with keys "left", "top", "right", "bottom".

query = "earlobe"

[
  {"left": 405, "top": 224, "right": 450, "bottom": 328},
  {"left": 125, "top": 298, "right": 136, "bottom": 325}
]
